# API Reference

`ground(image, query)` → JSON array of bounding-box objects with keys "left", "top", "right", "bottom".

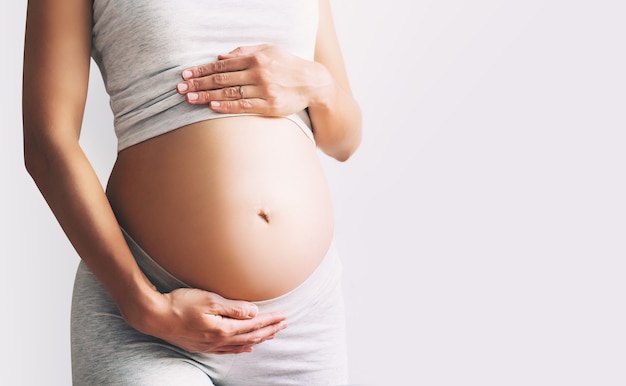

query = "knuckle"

[
  {"left": 265, "top": 84, "right": 278, "bottom": 98},
  {"left": 225, "top": 87, "right": 239, "bottom": 98},
  {"left": 196, "top": 66, "right": 208, "bottom": 77},
  {"left": 191, "top": 79, "right": 201, "bottom": 90},
  {"left": 213, "top": 73, "right": 229, "bottom": 85},
  {"left": 239, "top": 99, "right": 253, "bottom": 109},
  {"left": 205, "top": 292, "right": 221, "bottom": 302},
  {"left": 197, "top": 92, "right": 210, "bottom": 103},
  {"left": 256, "top": 68, "right": 271, "bottom": 83},
  {"left": 205, "top": 299, "right": 220, "bottom": 310},
  {"left": 217, "top": 326, "right": 233, "bottom": 338},
  {"left": 249, "top": 54, "right": 263, "bottom": 66},
  {"left": 230, "top": 307, "right": 245, "bottom": 319},
  {"left": 266, "top": 94, "right": 280, "bottom": 109},
  {"left": 213, "top": 60, "right": 227, "bottom": 72}
]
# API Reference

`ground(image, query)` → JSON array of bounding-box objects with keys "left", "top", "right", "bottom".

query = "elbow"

[
  {"left": 24, "top": 156, "right": 36, "bottom": 179},
  {"left": 333, "top": 152, "right": 351, "bottom": 163},
  {"left": 23, "top": 120, "right": 47, "bottom": 179},
  {"left": 23, "top": 136, "right": 38, "bottom": 175},
  {"left": 309, "top": 96, "right": 362, "bottom": 162},
  {"left": 333, "top": 138, "right": 360, "bottom": 162},
  {"left": 334, "top": 117, "right": 363, "bottom": 162},
  {"left": 328, "top": 127, "right": 362, "bottom": 162},
  {"left": 317, "top": 133, "right": 360, "bottom": 162},
  {"left": 22, "top": 129, "right": 59, "bottom": 181},
  {"left": 23, "top": 139, "right": 47, "bottom": 181}
]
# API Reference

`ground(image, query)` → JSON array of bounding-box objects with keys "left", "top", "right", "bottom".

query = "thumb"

[{"left": 208, "top": 295, "right": 259, "bottom": 319}]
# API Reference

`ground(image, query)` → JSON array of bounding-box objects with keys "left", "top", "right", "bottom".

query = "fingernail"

[
  {"left": 187, "top": 92, "right": 199, "bottom": 101},
  {"left": 177, "top": 83, "right": 188, "bottom": 93},
  {"left": 182, "top": 70, "right": 193, "bottom": 79},
  {"left": 210, "top": 101, "right": 220, "bottom": 108}
]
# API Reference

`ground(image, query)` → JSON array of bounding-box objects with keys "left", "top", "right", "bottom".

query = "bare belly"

[{"left": 106, "top": 116, "right": 334, "bottom": 301}]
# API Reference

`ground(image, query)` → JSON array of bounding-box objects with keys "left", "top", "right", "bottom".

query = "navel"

[{"left": 257, "top": 209, "right": 271, "bottom": 224}]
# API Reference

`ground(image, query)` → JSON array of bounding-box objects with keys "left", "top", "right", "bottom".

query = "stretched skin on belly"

[{"left": 107, "top": 116, "right": 334, "bottom": 300}]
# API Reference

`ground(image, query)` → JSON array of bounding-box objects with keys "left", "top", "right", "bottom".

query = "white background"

[{"left": 2, "top": 1, "right": 625, "bottom": 385}]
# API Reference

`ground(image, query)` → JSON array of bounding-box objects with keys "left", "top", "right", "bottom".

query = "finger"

[
  {"left": 190, "top": 317, "right": 286, "bottom": 354},
  {"left": 176, "top": 71, "right": 248, "bottom": 94},
  {"left": 210, "top": 98, "right": 270, "bottom": 114},
  {"left": 177, "top": 71, "right": 249, "bottom": 96},
  {"left": 181, "top": 56, "right": 250, "bottom": 80},
  {"left": 203, "top": 298, "right": 261, "bottom": 320},
  {"left": 218, "top": 44, "right": 267, "bottom": 60},
  {"left": 218, "top": 311, "right": 286, "bottom": 336},
  {"left": 182, "top": 85, "right": 262, "bottom": 105},
  {"left": 219, "top": 315, "right": 287, "bottom": 343},
  {"left": 222, "top": 321, "right": 286, "bottom": 348}
]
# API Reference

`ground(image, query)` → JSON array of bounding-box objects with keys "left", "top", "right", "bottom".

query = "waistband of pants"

[{"left": 121, "top": 227, "right": 342, "bottom": 314}]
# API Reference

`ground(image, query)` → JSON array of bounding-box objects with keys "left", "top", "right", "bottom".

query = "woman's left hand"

[{"left": 176, "top": 44, "right": 330, "bottom": 117}]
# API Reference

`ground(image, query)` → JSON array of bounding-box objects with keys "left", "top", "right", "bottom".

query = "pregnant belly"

[{"left": 106, "top": 116, "right": 334, "bottom": 301}]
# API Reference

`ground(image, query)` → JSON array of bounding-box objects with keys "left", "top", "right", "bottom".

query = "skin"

[
  {"left": 107, "top": 115, "right": 337, "bottom": 301},
  {"left": 185, "top": 1, "right": 362, "bottom": 160},
  {"left": 22, "top": 0, "right": 361, "bottom": 355}
]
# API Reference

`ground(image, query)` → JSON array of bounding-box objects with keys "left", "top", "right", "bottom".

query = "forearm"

[
  {"left": 23, "top": 135, "right": 288, "bottom": 352},
  {"left": 24, "top": 138, "right": 158, "bottom": 325},
  {"left": 307, "top": 63, "right": 362, "bottom": 162}
]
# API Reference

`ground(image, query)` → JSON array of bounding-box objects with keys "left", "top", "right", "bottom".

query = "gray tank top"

[{"left": 91, "top": 0, "right": 319, "bottom": 151}]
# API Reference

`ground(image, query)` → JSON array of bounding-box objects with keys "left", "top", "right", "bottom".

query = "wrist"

[
  {"left": 112, "top": 271, "right": 165, "bottom": 334},
  {"left": 307, "top": 61, "right": 336, "bottom": 110}
]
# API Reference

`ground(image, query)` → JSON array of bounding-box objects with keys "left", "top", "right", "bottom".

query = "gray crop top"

[{"left": 91, "top": 0, "right": 319, "bottom": 151}]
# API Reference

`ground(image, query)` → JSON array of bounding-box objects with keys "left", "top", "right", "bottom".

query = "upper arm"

[
  {"left": 314, "top": 0, "right": 353, "bottom": 95},
  {"left": 22, "top": 0, "right": 93, "bottom": 154}
]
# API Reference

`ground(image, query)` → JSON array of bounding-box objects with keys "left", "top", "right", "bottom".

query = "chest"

[{"left": 92, "top": 0, "right": 319, "bottom": 63}]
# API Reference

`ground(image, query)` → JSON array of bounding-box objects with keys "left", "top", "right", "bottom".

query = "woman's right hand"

[{"left": 126, "top": 287, "right": 287, "bottom": 354}]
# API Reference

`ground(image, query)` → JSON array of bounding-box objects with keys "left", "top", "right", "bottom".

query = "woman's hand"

[
  {"left": 175, "top": 2, "right": 363, "bottom": 163},
  {"left": 127, "top": 287, "right": 287, "bottom": 354},
  {"left": 176, "top": 44, "right": 332, "bottom": 117}
]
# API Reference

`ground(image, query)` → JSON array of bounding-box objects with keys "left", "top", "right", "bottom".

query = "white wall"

[{"left": 3, "top": 1, "right": 625, "bottom": 385}]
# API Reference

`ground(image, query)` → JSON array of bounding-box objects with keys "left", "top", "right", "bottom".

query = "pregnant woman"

[{"left": 22, "top": 0, "right": 361, "bottom": 385}]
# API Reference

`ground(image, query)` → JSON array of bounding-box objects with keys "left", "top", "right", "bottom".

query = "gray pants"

[{"left": 71, "top": 231, "right": 348, "bottom": 385}]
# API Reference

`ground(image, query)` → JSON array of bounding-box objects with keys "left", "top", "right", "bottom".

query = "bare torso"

[{"left": 106, "top": 116, "right": 334, "bottom": 301}]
